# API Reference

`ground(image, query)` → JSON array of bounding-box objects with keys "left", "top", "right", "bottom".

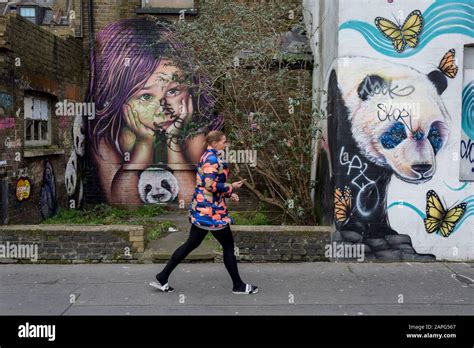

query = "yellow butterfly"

[
  {"left": 437, "top": 49, "right": 458, "bottom": 79},
  {"left": 375, "top": 10, "right": 423, "bottom": 53},
  {"left": 334, "top": 186, "right": 352, "bottom": 223},
  {"left": 424, "top": 190, "right": 466, "bottom": 237}
]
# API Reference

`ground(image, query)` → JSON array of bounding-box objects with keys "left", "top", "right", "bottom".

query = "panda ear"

[
  {"left": 427, "top": 70, "right": 448, "bottom": 95},
  {"left": 357, "top": 75, "right": 385, "bottom": 101}
]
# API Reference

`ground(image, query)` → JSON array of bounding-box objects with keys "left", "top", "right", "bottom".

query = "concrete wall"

[{"left": 306, "top": 0, "right": 474, "bottom": 261}]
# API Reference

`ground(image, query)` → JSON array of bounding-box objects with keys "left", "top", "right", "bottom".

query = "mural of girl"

[{"left": 85, "top": 17, "right": 223, "bottom": 205}]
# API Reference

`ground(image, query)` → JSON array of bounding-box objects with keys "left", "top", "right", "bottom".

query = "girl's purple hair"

[{"left": 87, "top": 17, "right": 222, "bottom": 156}]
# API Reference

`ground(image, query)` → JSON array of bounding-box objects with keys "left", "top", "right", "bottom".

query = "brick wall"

[
  {"left": 0, "top": 13, "right": 84, "bottom": 224},
  {"left": 231, "top": 226, "right": 333, "bottom": 262},
  {"left": 0, "top": 224, "right": 145, "bottom": 263}
]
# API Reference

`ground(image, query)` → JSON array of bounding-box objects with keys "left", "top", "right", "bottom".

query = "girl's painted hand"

[
  {"left": 166, "top": 95, "right": 193, "bottom": 137},
  {"left": 124, "top": 104, "right": 155, "bottom": 143},
  {"left": 230, "top": 193, "right": 239, "bottom": 202}
]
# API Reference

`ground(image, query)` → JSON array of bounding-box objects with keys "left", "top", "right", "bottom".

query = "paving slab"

[{"left": 0, "top": 262, "right": 472, "bottom": 315}]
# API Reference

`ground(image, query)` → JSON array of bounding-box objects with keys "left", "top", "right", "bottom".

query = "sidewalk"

[{"left": 0, "top": 262, "right": 472, "bottom": 315}]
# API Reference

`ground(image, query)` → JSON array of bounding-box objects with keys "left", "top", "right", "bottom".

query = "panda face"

[
  {"left": 144, "top": 179, "right": 172, "bottom": 202},
  {"left": 378, "top": 119, "right": 448, "bottom": 183},
  {"left": 72, "top": 115, "right": 86, "bottom": 157},
  {"left": 138, "top": 169, "right": 179, "bottom": 204},
  {"left": 348, "top": 68, "right": 449, "bottom": 184},
  {"left": 65, "top": 150, "right": 78, "bottom": 196}
]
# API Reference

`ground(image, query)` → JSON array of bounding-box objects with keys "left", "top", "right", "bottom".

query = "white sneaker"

[
  {"left": 149, "top": 281, "right": 175, "bottom": 293},
  {"left": 232, "top": 284, "right": 259, "bottom": 295}
]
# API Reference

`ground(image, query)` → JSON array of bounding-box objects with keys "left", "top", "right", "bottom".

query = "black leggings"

[{"left": 158, "top": 224, "right": 244, "bottom": 289}]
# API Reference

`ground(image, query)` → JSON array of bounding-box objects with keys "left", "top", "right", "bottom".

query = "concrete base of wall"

[{"left": 0, "top": 225, "right": 145, "bottom": 264}]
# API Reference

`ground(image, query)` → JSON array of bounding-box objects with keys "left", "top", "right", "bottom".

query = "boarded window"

[{"left": 24, "top": 96, "right": 50, "bottom": 146}]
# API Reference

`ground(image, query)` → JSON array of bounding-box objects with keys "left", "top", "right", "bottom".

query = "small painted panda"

[
  {"left": 323, "top": 56, "right": 450, "bottom": 261},
  {"left": 138, "top": 168, "right": 179, "bottom": 204}
]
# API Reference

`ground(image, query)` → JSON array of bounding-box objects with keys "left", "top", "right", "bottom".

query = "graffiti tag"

[
  {"left": 339, "top": 146, "right": 380, "bottom": 217},
  {"left": 0, "top": 117, "right": 15, "bottom": 129},
  {"left": 376, "top": 102, "right": 418, "bottom": 132},
  {"left": 460, "top": 139, "right": 474, "bottom": 163},
  {"left": 14, "top": 76, "right": 32, "bottom": 90},
  {"left": 0, "top": 92, "right": 13, "bottom": 108},
  {"left": 4, "top": 137, "right": 22, "bottom": 149},
  {"left": 359, "top": 76, "right": 415, "bottom": 99}
]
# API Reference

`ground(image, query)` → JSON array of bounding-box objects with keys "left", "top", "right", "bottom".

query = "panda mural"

[
  {"left": 138, "top": 168, "right": 179, "bottom": 204},
  {"left": 64, "top": 115, "right": 86, "bottom": 209},
  {"left": 324, "top": 56, "right": 451, "bottom": 261}
]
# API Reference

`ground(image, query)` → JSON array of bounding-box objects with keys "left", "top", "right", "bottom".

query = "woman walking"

[{"left": 150, "top": 131, "right": 259, "bottom": 295}]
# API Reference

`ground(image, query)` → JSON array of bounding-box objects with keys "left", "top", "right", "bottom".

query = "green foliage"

[
  {"left": 135, "top": 204, "right": 167, "bottom": 217},
  {"left": 147, "top": 221, "right": 175, "bottom": 241},
  {"left": 153, "top": 0, "right": 324, "bottom": 224},
  {"left": 232, "top": 211, "right": 269, "bottom": 225},
  {"left": 42, "top": 204, "right": 166, "bottom": 225}
]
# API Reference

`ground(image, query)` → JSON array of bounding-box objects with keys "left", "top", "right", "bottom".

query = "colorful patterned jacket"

[{"left": 188, "top": 146, "right": 234, "bottom": 229}]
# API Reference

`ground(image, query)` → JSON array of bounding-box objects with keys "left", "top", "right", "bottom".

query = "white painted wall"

[
  {"left": 305, "top": 0, "right": 474, "bottom": 260},
  {"left": 304, "top": 0, "right": 339, "bottom": 204}
]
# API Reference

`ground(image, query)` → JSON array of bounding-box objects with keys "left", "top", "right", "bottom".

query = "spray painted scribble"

[
  {"left": 0, "top": 117, "right": 15, "bottom": 129},
  {"left": 460, "top": 80, "right": 473, "bottom": 179}
]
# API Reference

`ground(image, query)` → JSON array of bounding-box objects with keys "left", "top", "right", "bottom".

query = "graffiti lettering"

[
  {"left": 339, "top": 146, "right": 380, "bottom": 217},
  {"left": 460, "top": 139, "right": 474, "bottom": 163},
  {"left": 14, "top": 76, "right": 32, "bottom": 90},
  {"left": 0, "top": 117, "right": 15, "bottom": 129},
  {"left": 0, "top": 92, "right": 13, "bottom": 108},
  {"left": 12, "top": 168, "right": 28, "bottom": 179},
  {"left": 377, "top": 102, "right": 417, "bottom": 132},
  {"left": 4, "top": 137, "right": 22, "bottom": 149},
  {"left": 359, "top": 76, "right": 415, "bottom": 99}
]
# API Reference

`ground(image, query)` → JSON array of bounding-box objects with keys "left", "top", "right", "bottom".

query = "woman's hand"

[
  {"left": 124, "top": 104, "right": 155, "bottom": 143},
  {"left": 230, "top": 193, "right": 239, "bottom": 202},
  {"left": 231, "top": 179, "right": 246, "bottom": 190}
]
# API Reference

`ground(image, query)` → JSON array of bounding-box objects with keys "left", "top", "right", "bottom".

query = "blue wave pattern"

[
  {"left": 461, "top": 81, "right": 474, "bottom": 138},
  {"left": 339, "top": 0, "right": 474, "bottom": 58},
  {"left": 444, "top": 181, "right": 470, "bottom": 191},
  {"left": 388, "top": 194, "right": 474, "bottom": 235}
]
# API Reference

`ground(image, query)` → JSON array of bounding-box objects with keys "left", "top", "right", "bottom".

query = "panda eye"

[
  {"left": 145, "top": 184, "right": 152, "bottom": 193},
  {"left": 161, "top": 180, "right": 171, "bottom": 191},
  {"left": 428, "top": 123, "right": 443, "bottom": 154},
  {"left": 380, "top": 122, "right": 407, "bottom": 149}
]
